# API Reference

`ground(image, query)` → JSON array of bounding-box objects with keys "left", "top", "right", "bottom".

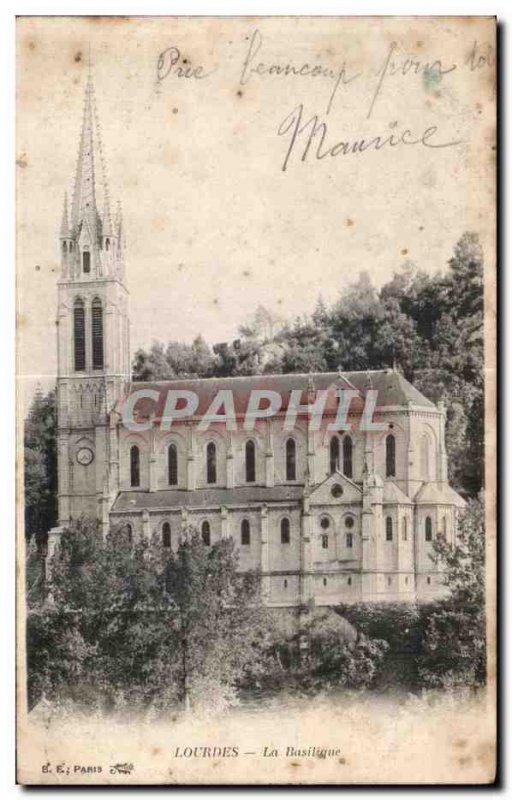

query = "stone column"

[
  {"left": 148, "top": 429, "right": 158, "bottom": 492},
  {"left": 142, "top": 508, "right": 150, "bottom": 540},
  {"left": 181, "top": 508, "right": 189, "bottom": 542},
  {"left": 57, "top": 432, "right": 70, "bottom": 526},
  {"left": 437, "top": 402, "right": 448, "bottom": 481},
  {"left": 299, "top": 495, "right": 313, "bottom": 608},
  {"left": 307, "top": 428, "right": 316, "bottom": 486},
  {"left": 265, "top": 424, "right": 274, "bottom": 487},
  {"left": 260, "top": 504, "right": 270, "bottom": 600},
  {"left": 187, "top": 425, "right": 196, "bottom": 490},
  {"left": 226, "top": 433, "right": 235, "bottom": 488},
  {"left": 221, "top": 505, "right": 229, "bottom": 539}
]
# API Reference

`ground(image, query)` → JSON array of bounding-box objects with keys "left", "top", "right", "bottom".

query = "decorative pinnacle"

[{"left": 60, "top": 192, "right": 70, "bottom": 238}]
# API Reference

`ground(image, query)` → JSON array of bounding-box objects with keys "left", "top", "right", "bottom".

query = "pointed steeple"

[
  {"left": 71, "top": 67, "right": 99, "bottom": 237},
  {"left": 70, "top": 60, "right": 113, "bottom": 247},
  {"left": 60, "top": 192, "right": 70, "bottom": 238}
]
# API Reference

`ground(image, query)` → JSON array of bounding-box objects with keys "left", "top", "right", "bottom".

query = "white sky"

[{"left": 16, "top": 16, "right": 495, "bottom": 406}]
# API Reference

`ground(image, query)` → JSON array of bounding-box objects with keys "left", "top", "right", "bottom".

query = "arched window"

[
  {"left": 91, "top": 298, "right": 104, "bottom": 370},
  {"left": 73, "top": 298, "right": 85, "bottom": 371},
  {"left": 168, "top": 444, "right": 178, "bottom": 485},
  {"left": 321, "top": 533, "right": 329, "bottom": 549},
  {"left": 130, "top": 445, "right": 140, "bottom": 487},
  {"left": 62, "top": 241, "right": 67, "bottom": 254},
  {"left": 162, "top": 522, "right": 171, "bottom": 548},
  {"left": 206, "top": 442, "right": 216, "bottom": 484},
  {"left": 245, "top": 440, "right": 256, "bottom": 483},
  {"left": 402, "top": 517, "right": 408, "bottom": 541},
  {"left": 346, "top": 532, "right": 353, "bottom": 548},
  {"left": 280, "top": 517, "right": 290, "bottom": 544},
  {"left": 386, "top": 434, "right": 396, "bottom": 478},
  {"left": 286, "top": 438, "right": 296, "bottom": 481},
  {"left": 105, "top": 238, "right": 110, "bottom": 251},
  {"left": 385, "top": 516, "right": 393, "bottom": 541},
  {"left": 241, "top": 519, "right": 250, "bottom": 546},
  {"left": 425, "top": 516, "right": 432, "bottom": 542},
  {"left": 201, "top": 520, "right": 211, "bottom": 546},
  {"left": 329, "top": 436, "right": 339, "bottom": 474},
  {"left": 125, "top": 523, "right": 132, "bottom": 544},
  {"left": 82, "top": 248, "right": 90, "bottom": 274},
  {"left": 343, "top": 435, "right": 353, "bottom": 478}
]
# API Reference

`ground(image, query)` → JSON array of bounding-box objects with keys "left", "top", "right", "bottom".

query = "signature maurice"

[{"left": 277, "top": 104, "right": 462, "bottom": 172}]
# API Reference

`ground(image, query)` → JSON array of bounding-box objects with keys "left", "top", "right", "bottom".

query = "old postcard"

[{"left": 16, "top": 16, "right": 497, "bottom": 785}]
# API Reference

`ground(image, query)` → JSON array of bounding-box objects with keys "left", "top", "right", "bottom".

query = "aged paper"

[{"left": 16, "top": 16, "right": 496, "bottom": 785}]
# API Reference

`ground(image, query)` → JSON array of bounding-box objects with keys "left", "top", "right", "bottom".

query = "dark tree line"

[{"left": 24, "top": 387, "right": 57, "bottom": 544}]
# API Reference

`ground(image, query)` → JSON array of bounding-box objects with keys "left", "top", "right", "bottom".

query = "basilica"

[{"left": 48, "top": 71, "right": 466, "bottom": 609}]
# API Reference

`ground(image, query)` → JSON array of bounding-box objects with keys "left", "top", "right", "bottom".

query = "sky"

[{"left": 16, "top": 16, "right": 495, "bottom": 406}]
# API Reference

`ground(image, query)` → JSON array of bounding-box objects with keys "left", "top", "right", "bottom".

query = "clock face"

[{"left": 76, "top": 447, "right": 94, "bottom": 466}]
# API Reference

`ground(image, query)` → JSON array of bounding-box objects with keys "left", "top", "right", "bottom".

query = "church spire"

[
  {"left": 60, "top": 192, "right": 70, "bottom": 238},
  {"left": 71, "top": 68, "right": 98, "bottom": 236},
  {"left": 70, "top": 64, "right": 111, "bottom": 244}
]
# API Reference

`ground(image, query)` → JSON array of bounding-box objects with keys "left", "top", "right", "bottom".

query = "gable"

[{"left": 309, "top": 471, "right": 363, "bottom": 506}]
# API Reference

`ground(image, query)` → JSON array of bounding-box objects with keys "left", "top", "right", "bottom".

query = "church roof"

[
  {"left": 112, "top": 485, "right": 304, "bottom": 512},
  {"left": 383, "top": 481, "right": 413, "bottom": 504},
  {"left": 118, "top": 369, "right": 435, "bottom": 421},
  {"left": 414, "top": 482, "right": 466, "bottom": 507}
]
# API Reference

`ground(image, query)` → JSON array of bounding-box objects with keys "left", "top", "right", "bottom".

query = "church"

[{"left": 48, "top": 71, "right": 466, "bottom": 609}]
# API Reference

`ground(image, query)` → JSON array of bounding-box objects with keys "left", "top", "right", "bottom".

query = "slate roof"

[
  {"left": 414, "top": 482, "right": 466, "bottom": 507},
  {"left": 383, "top": 481, "right": 413, "bottom": 505},
  {"left": 112, "top": 485, "right": 304, "bottom": 512},
  {"left": 115, "top": 369, "right": 435, "bottom": 422}
]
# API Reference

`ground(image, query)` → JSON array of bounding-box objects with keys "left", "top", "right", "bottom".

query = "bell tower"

[{"left": 55, "top": 68, "right": 130, "bottom": 527}]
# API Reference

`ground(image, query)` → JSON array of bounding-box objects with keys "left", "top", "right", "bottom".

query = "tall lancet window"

[
  {"left": 91, "top": 298, "right": 104, "bottom": 370},
  {"left": 245, "top": 440, "right": 256, "bottom": 483},
  {"left": 343, "top": 436, "right": 353, "bottom": 479},
  {"left": 386, "top": 434, "right": 396, "bottom": 478},
  {"left": 168, "top": 444, "right": 178, "bottom": 486},
  {"left": 206, "top": 442, "right": 217, "bottom": 484},
  {"left": 73, "top": 298, "right": 85, "bottom": 371},
  {"left": 130, "top": 445, "right": 140, "bottom": 488},
  {"left": 82, "top": 248, "right": 91, "bottom": 274},
  {"left": 286, "top": 438, "right": 296, "bottom": 481},
  {"left": 329, "top": 436, "right": 340, "bottom": 474}
]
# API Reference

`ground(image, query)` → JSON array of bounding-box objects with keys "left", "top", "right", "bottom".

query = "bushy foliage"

[
  {"left": 303, "top": 610, "right": 388, "bottom": 691},
  {"left": 335, "top": 498, "right": 487, "bottom": 692},
  {"left": 24, "top": 388, "right": 57, "bottom": 543},
  {"left": 265, "top": 610, "right": 388, "bottom": 694},
  {"left": 419, "top": 497, "right": 486, "bottom": 689},
  {"left": 27, "top": 520, "right": 271, "bottom": 714}
]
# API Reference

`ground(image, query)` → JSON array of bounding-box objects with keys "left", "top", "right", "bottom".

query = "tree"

[
  {"left": 164, "top": 531, "right": 271, "bottom": 710},
  {"left": 24, "top": 388, "right": 57, "bottom": 544},
  {"left": 297, "top": 609, "right": 388, "bottom": 692},
  {"left": 419, "top": 497, "right": 486, "bottom": 689},
  {"left": 28, "top": 520, "right": 270, "bottom": 713}
]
